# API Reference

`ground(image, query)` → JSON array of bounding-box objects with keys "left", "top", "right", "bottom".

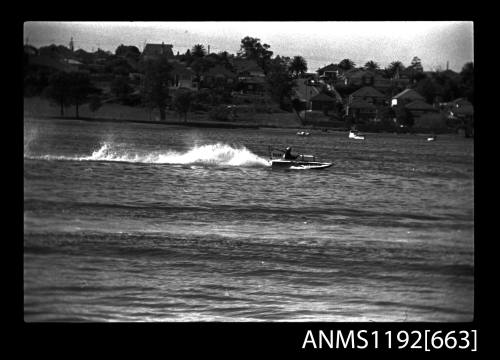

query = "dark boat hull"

[{"left": 271, "top": 160, "right": 333, "bottom": 170}]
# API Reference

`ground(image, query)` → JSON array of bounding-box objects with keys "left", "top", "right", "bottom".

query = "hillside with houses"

[{"left": 23, "top": 37, "right": 474, "bottom": 136}]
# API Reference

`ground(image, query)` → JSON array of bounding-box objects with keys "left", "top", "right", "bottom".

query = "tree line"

[{"left": 24, "top": 37, "right": 473, "bottom": 123}]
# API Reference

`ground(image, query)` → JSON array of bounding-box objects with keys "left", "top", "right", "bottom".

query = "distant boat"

[
  {"left": 348, "top": 130, "right": 365, "bottom": 140},
  {"left": 427, "top": 135, "right": 437, "bottom": 141},
  {"left": 296, "top": 131, "right": 310, "bottom": 136}
]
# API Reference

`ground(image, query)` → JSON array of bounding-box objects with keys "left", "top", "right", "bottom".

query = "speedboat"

[
  {"left": 296, "top": 131, "right": 310, "bottom": 136},
  {"left": 427, "top": 135, "right": 436, "bottom": 141},
  {"left": 268, "top": 148, "right": 332, "bottom": 170},
  {"left": 348, "top": 130, "right": 365, "bottom": 140}
]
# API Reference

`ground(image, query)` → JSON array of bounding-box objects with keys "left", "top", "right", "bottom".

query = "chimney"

[
  {"left": 208, "top": 45, "right": 210, "bottom": 54},
  {"left": 446, "top": 61, "right": 449, "bottom": 70}
]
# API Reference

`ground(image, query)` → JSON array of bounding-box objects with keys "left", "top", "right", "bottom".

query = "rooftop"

[{"left": 350, "top": 86, "right": 385, "bottom": 98}]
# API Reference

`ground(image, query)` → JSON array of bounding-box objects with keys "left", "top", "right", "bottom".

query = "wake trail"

[{"left": 25, "top": 142, "right": 271, "bottom": 167}]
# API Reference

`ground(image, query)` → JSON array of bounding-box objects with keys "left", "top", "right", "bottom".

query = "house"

[
  {"left": 232, "top": 59, "right": 266, "bottom": 94},
  {"left": 391, "top": 88, "right": 425, "bottom": 107},
  {"left": 337, "top": 69, "right": 376, "bottom": 87},
  {"left": 348, "top": 86, "right": 386, "bottom": 106},
  {"left": 404, "top": 99, "right": 438, "bottom": 119},
  {"left": 310, "top": 92, "right": 336, "bottom": 112},
  {"left": 317, "top": 63, "right": 340, "bottom": 82},
  {"left": 446, "top": 98, "right": 474, "bottom": 121},
  {"left": 232, "top": 59, "right": 265, "bottom": 78},
  {"left": 347, "top": 98, "right": 377, "bottom": 121},
  {"left": 141, "top": 43, "right": 174, "bottom": 60},
  {"left": 169, "top": 61, "right": 197, "bottom": 90},
  {"left": 203, "top": 65, "right": 237, "bottom": 88}
]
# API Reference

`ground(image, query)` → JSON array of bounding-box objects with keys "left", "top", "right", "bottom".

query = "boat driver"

[{"left": 283, "top": 147, "right": 298, "bottom": 160}]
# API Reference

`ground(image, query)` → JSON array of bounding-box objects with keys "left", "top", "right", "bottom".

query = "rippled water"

[{"left": 24, "top": 117, "right": 474, "bottom": 322}]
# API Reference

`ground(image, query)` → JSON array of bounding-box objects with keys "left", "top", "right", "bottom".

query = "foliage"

[
  {"left": 289, "top": 56, "right": 308, "bottom": 78},
  {"left": 413, "top": 112, "right": 447, "bottom": 131},
  {"left": 43, "top": 71, "right": 100, "bottom": 118},
  {"left": 238, "top": 36, "right": 273, "bottom": 73},
  {"left": 385, "top": 61, "right": 405, "bottom": 78},
  {"left": 140, "top": 56, "right": 172, "bottom": 120},
  {"left": 265, "top": 57, "right": 296, "bottom": 111},
  {"left": 460, "top": 62, "right": 474, "bottom": 104},
  {"left": 208, "top": 105, "right": 233, "bottom": 121},
  {"left": 394, "top": 106, "right": 414, "bottom": 127},
  {"left": 338, "top": 59, "right": 355, "bottom": 71},
  {"left": 364, "top": 61, "right": 379, "bottom": 71},
  {"left": 191, "top": 44, "right": 207, "bottom": 58},
  {"left": 88, "top": 95, "right": 103, "bottom": 113},
  {"left": 115, "top": 44, "right": 140, "bottom": 60},
  {"left": 111, "top": 76, "right": 133, "bottom": 103},
  {"left": 172, "top": 88, "right": 194, "bottom": 121}
]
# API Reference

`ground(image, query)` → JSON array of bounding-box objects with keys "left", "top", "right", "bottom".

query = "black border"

[{"left": 15, "top": 8, "right": 490, "bottom": 357}]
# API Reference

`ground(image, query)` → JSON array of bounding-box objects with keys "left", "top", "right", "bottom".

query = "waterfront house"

[
  {"left": 232, "top": 59, "right": 266, "bottom": 95},
  {"left": 317, "top": 63, "right": 340, "bottom": 82},
  {"left": 310, "top": 92, "right": 336, "bottom": 112},
  {"left": 169, "top": 61, "right": 197, "bottom": 90},
  {"left": 391, "top": 88, "right": 425, "bottom": 107},
  {"left": 141, "top": 43, "right": 174, "bottom": 60},
  {"left": 348, "top": 86, "right": 386, "bottom": 106},
  {"left": 202, "top": 65, "right": 237, "bottom": 89},
  {"left": 347, "top": 98, "right": 378, "bottom": 122},
  {"left": 404, "top": 99, "right": 438, "bottom": 119},
  {"left": 446, "top": 98, "right": 474, "bottom": 122}
]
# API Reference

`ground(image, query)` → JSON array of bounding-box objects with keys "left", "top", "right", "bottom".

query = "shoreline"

[{"left": 24, "top": 115, "right": 470, "bottom": 138}]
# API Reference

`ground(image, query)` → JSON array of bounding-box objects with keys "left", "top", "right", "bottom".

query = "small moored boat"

[{"left": 348, "top": 130, "right": 365, "bottom": 140}]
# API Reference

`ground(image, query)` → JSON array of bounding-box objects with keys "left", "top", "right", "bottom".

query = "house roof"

[
  {"left": 206, "top": 65, "right": 236, "bottom": 78},
  {"left": 392, "top": 88, "right": 425, "bottom": 101},
  {"left": 349, "top": 98, "right": 376, "bottom": 109},
  {"left": 310, "top": 92, "right": 336, "bottom": 102},
  {"left": 405, "top": 100, "right": 436, "bottom": 111},
  {"left": 232, "top": 59, "right": 263, "bottom": 74},
  {"left": 350, "top": 86, "right": 385, "bottom": 99},
  {"left": 453, "top": 105, "right": 474, "bottom": 116},
  {"left": 317, "top": 63, "right": 339, "bottom": 74},
  {"left": 142, "top": 43, "right": 174, "bottom": 58},
  {"left": 449, "top": 98, "right": 473, "bottom": 107}
]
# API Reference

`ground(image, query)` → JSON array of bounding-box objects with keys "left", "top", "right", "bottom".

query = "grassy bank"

[{"left": 24, "top": 97, "right": 302, "bottom": 129}]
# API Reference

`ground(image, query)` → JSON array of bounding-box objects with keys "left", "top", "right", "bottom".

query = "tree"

[
  {"left": 410, "top": 56, "right": 423, "bottom": 72},
  {"left": 172, "top": 89, "right": 193, "bottom": 122},
  {"left": 338, "top": 59, "right": 355, "bottom": 72},
  {"left": 43, "top": 71, "right": 99, "bottom": 118},
  {"left": 191, "top": 44, "right": 207, "bottom": 58},
  {"left": 364, "top": 60, "right": 380, "bottom": 71},
  {"left": 115, "top": 44, "right": 141, "bottom": 60},
  {"left": 408, "top": 56, "right": 424, "bottom": 83},
  {"left": 460, "top": 62, "right": 474, "bottom": 104},
  {"left": 141, "top": 56, "right": 172, "bottom": 120},
  {"left": 238, "top": 36, "right": 273, "bottom": 73},
  {"left": 289, "top": 56, "right": 308, "bottom": 78},
  {"left": 111, "top": 76, "right": 133, "bottom": 103},
  {"left": 386, "top": 61, "right": 405, "bottom": 78},
  {"left": 265, "top": 57, "right": 296, "bottom": 111},
  {"left": 88, "top": 95, "right": 102, "bottom": 114},
  {"left": 66, "top": 72, "right": 100, "bottom": 119},
  {"left": 414, "top": 77, "right": 439, "bottom": 104},
  {"left": 43, "top": 72, "right": 72, "bottom": 116}
]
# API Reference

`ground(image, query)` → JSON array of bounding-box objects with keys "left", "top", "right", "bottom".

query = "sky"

[{"left": 23, "top": 21, "right": 474, "bottom": 72}]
